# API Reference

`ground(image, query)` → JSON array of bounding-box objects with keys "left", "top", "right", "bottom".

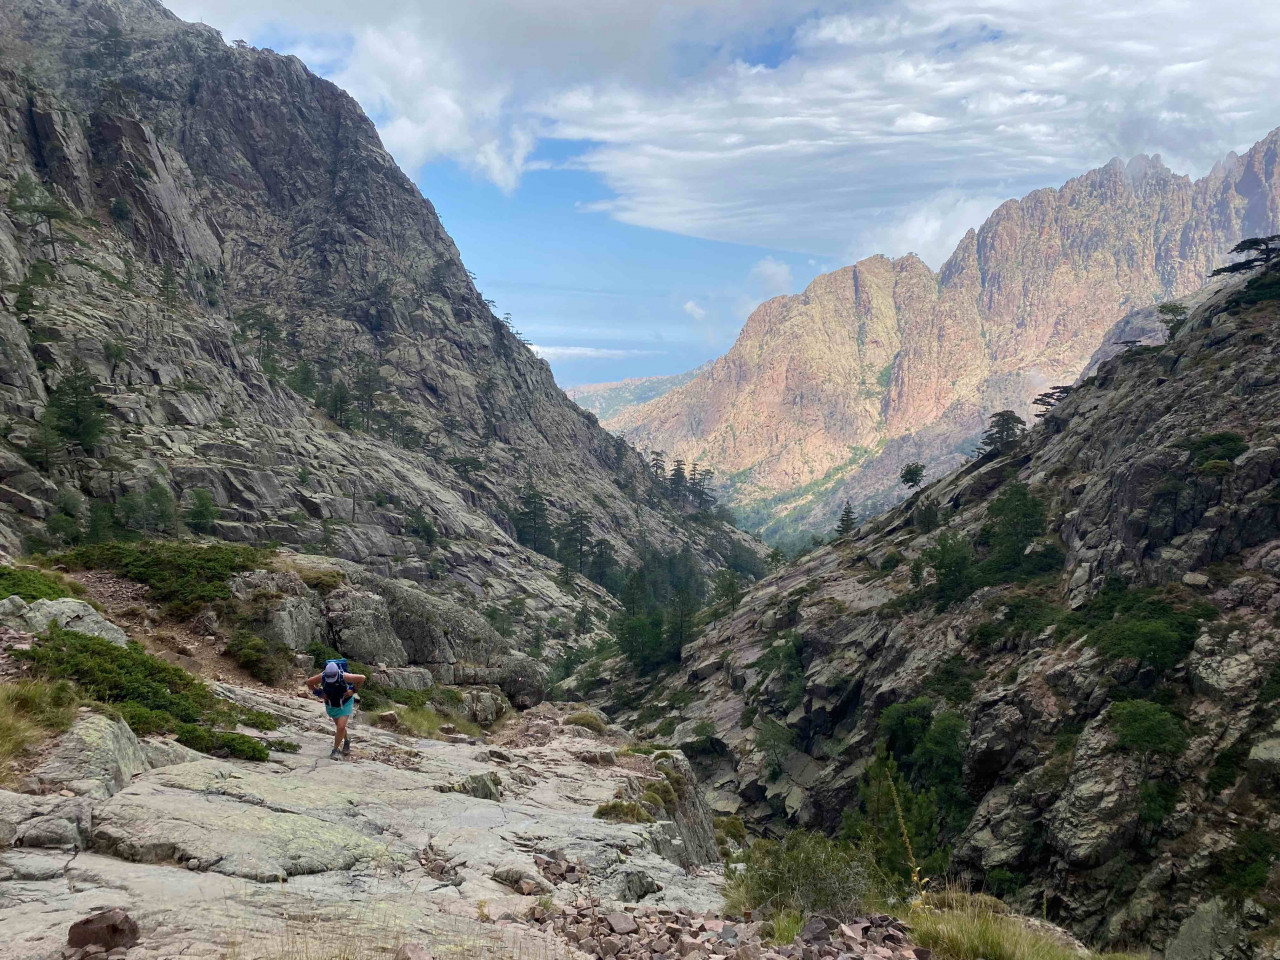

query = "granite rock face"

[
  {"left": 612, "top": 144, "right": 1280, "bottom": 537},
  {"left": 0, "top": 0, "right": 761, "bottom": 650},
  {"left": 601, "top": 266, "right": 1280, "bottom": 956}
]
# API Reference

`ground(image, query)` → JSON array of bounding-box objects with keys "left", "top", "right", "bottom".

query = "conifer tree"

[
  {"left": 979, "top": 410, "right": 1025, "bottom": 456},
  {"left": 159, "top": 263, "right": 180, "bottom": 305},
  {"left": 836, "top": 501, "right": 856, "bottom": 536},
  {"left": 668, "top": 458, "right": 688, "bottom": 501},
  {"left": 48, "top": 356, "right": 108, "bottom": 450}
]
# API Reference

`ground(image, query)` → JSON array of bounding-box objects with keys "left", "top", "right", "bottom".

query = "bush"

[
  {"left": 880, "top": 551, "right": 904, "bottom": 572},
  {"left": 297, "top": 568, "right": 344, "bottom": 594},
  {"left": 1140, "top": 781, "right": 1178, "bottom": 825},
  {"left": 1109, "top": 700, "right": 1186, "bottom": 755},
  {"left": 239, "top": 709, "right": 280, "bottom": 732},
  {"left": 1177, "top": 432, "right": 1248, "bottom": 466},
  {"left": 175, "top": 723, "right": 269, "bottom": 761},
  {"left": 225, "top": 630, "right": 292, "bottom": 685},
  {"left": 724, "top": 831, "right": 871, "bottom": 919},
  {"left": 715, "top": 815, "right": 748, "bottom": 844},
  {"left": 565, "top": 711, "right": 607, "bottom": 734},
  {"left": 1069, "top": 580, "right": 1213, "bottom": 674},
  {"left": 0, "top": 565, "right": 73, "bottom": 602},
  {"left": 14, "top": 627, "right": 269, "bottom": 762},
  {"left": 756, "top": 717, "right": 795, "bottom": 780},
  {"left": 594, "top": 800, "right": 653, "bottom": 823},
  {"left": 53, "top": 540, "right": 265, "bottom": 618},
  {"left": 1208, "top": 745, "right": 1247, "bottom": 793},
  {"left": 1215, "top": 830, "right": 1279, "bottom": 899},
  {"left": 924, "top": 656, "right": 981, "bottom": 704},
  {"left": 184, "top": 489, "right": 220, "bottom": 534},
  {"left": 983, "top": 868, "right": 1024, "bottom": 899}
]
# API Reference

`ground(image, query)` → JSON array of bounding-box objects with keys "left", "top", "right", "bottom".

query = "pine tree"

[
  {"left": 48, "top": 357, "right": 108, "bottom": 450},
  {"left": 514, "top": 483, "right": 554, "bottom": 556},
  {"left": 979, "top": 410, "right": 1025, "bottom": 456},
  {"left": 326, "top": 379, "right": 353, "bottom": 427},
  {"left": 836, "top": 501, "right": 856, "bottom": 536},
  {"left": 649, "top": 450, "right": 666, "bottom": 484},
  {"left": 668, "top": 458, "right": 688, "bottom": 501},
  {"left": 7, "top": 174, "right": 75, "bottom": 262},
  {"left": 352, "top": 354, "right": 384, "bottom": 429},
  {"left": 185, "top": 488, "right": 219, "bottom": 534},
  {"left": 556, "top": 508, "right": 592, "bottom": 573},
  {"left": 159, "top": 263, "right": 180, "bottom": 305}
]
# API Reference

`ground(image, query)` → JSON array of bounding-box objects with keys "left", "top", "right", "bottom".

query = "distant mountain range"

[
  {"left": 600, "top": 134, "right": 1280, "bottom": 543},
  {"left": 566, "top": 363, "right": 709, "bottom": 422}
]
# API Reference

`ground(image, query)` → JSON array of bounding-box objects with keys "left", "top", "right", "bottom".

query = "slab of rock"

[
  {"left": 26, "top": 714, "right": 149, "bottom": 799},
  {"left": 605, "top": 913, "right": 638, "bottom": 935},
  {"left": 67, "top": 908, "right": 139, "bottom": 950},
  {"left": 0, "top": 596, "right": 129, "bottom": 646},
  {"left": 139, "top": 737, "right": 205, "bottom": 769}
]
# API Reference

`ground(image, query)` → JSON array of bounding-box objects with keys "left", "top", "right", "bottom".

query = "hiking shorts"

[{"left": 325, "top": 699, "right": 355, "bottom": 720}]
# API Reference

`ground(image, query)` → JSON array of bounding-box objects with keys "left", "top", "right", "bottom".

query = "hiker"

[{"left": 306, "top": 661, "right": 366, "bottom": 760}]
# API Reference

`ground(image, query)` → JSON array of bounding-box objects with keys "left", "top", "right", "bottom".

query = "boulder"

[
  {"left": 67, "top": 908, "right": 139, "bottom": 951},
  {"left": 369, "top": 665, "right": 435, "bottom": 690},
  {"left": 230, "top": 569, "right": 324, "bottom": 651},
  {"left": 1164, "top": 898, "right": 1248, "bottom": 960},
  {"left": 140, "top": 737, "right": 206, "bottom": 769},
  {"left": 25, "top": 714, "right": 149, "bottom": 799},
  {"left": 493, "top": 861, "right": 553, "bottom": 895},
  {"left": 0, "top": 596, "right": 129, "bottom": 646},
  {"left": 460, "top": 687, "right": 508, "bottom": 726},
  {"left": 323, "top": 586, "right": 407, "bottom": 666}
]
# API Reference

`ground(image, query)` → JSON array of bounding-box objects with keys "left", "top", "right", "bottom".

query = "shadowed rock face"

[
  {"left": 600, "top": 266, "right": 1280, "bottom": 955},
  {"left": 611, "top": 142, "right": 1280, "bottom": 538},
  {"left": 0, "top": 0, "right": 761, "bottom": 638}
]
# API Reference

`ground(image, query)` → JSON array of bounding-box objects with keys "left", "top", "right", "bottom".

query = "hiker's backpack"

[{"left": 315, "top": 658, "right": 353, "bottom": 707}]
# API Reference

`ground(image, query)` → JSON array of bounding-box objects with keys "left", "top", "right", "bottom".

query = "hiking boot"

[
  {"left": 341, "top": 736, "right": 351, "bottom": 756},
  {"left": 329, "top": 748, "right": 342, "bottom": 761}
]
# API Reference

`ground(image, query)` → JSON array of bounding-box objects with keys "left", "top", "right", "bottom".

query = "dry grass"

[
  {"left": 397, "top": 705, "right": 482, "bottom": 741},
  {"left": 0, "top": 679, "right": 82, "bottom": 785},
  {"left": 908, "top": 896, "right": 1148, "bottom": 960}
]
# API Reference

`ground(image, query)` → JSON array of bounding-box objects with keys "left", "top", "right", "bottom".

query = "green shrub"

[
  {"left": 880, "top": 551, "right": 904, "bottom": 572},
  {"left": 924, "top": 656, "right": 982, "bottom": 704},
  {"left": 175, "top": 723, "right": 268, "bottom": 761},
  {"left": 225, "top": 630, "right": 291, "bottom": 685},
  {"left": 1214, "top": 830, "right": 1278, "bottom": 899},
  {"left": 0, "top": 565, "right": 73, "bottom": 602},
  {"left": 1068, "top": 580, "right": 1213, "bottom": 673},
  {"left": 1177, "top": 432, "right": 1248, "bottom": 466},
  {"left": 297, "top": 568, "right": 344, "bottom": 594},
  {"left": 692, "top": 719, "right": 716, "bottom": 740},
  {"left": 239, "top": 709, "right": 280, "bottom": 732},
  {"left": 724, "top": 830, "right": 871, "bottom": 919},
  {"left": 266, "top": 739, "right": 301, "bottom": 753},
  {"left": 53, "top": 540, "right": 265, "bottom": 618},
  {"left": 14, "top": 627, "right": 268, "bottom": 762},
  {"left": 984, "top": 867, "right": 1024, "bottom": 899},
  {"left": 715, "top": 815, "right": 748, "bottom": 844},
  {"left": 1196, "top": 459, "right": 1233, "bottom": 477},
  {"left": 1139, "top": 781, "right": 1178, "bottom": 825},
  {"left": 655, "top": 716, "right": 678, "bottom": 737},
  {"left": 1109, "top": 700, "right": 1186, "bottom": 755},
  {"left": 1208, "top": 745, "right": 1246, "bottom": 793},
  {"left": 565, "top": 711, "right": 606, "bottom": 734},
  {"left": 756, "top": 717, "right": 794, "bottom": 780},
  {"left": 594, "top": 800, "right": 653, "bottom": 823}
]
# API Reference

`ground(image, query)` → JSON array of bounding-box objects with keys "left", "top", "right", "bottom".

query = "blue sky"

[{"left": 172, "top": 0, "right": 1280, "bottom": 386}]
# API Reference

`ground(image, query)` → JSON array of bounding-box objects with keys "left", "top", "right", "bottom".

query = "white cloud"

[
  {"left": 171, "top": 0, "right": 1280, "bottom": 265},
  {"left": 682, "top": 300, "right": 707, "bottom": 321},
  {"left": 857, "top": 189, "right": 1010, "bottom": 267},
  {"left": 529, "top": 345, "right": 665, "bottom": 360},
  {"left": 750, "top": 257, "right": 793, "bottom": 297}
]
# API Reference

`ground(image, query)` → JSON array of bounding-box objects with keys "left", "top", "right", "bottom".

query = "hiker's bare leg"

[{"left": 333, "top": 715, "right": 347, "bottom": 750}]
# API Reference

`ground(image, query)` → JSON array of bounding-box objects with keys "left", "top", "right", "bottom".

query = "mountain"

[
  {"left": 566, "top": 362, "right": 709, "bottom": 422},
  {"left": 0, "top": 0, "right": 762, "bottom": 659},
  {"left": 592, "top": 259, "right": 1280, "bottom": 955},
  {"left": 608, "top": 142, "right": 1280, "bottom": 542}
]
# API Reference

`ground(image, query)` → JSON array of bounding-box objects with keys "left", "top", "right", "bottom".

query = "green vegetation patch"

[
  {"left": 53, "top": 540, "right": 266, "bottom": 618},
  {"left": 226, "top": 629, "right": 292, "bottom": 685},
  {"left": 564, "top": 711, "right": 607, "bottom": 734},
  {"left": 724, "top": 830, "right": 871, "bottom": 920},
  {"left": 594, "top": 800, "right": 654, "bottom": 823},
  {"left": 0, "top": 565, "right": 74, "bottom": 603},
  {"left": 0, "top": 679, "right": 81, "bottom": 785},
  {"left": 15, "top": 627, "right": 269, "bottom": 761},
  {"left": 1177, "top": 431, "right": 1248, "bottom": 466},
  {"left": 1214, "top": 830, "right": 1279, "bottom": 899},
  {"left": 1066, "top": 579, "right": 1215, "bottom": 672},
  {"left": 1109, "top": 700, "right": 1186, "bottom": 755},
  {"left": 924, "top": 655, "right": 982, "bottom": 704}
]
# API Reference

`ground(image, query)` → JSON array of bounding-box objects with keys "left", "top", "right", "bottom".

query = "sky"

[{"left": 169, "top": 0, "right": 1280, "bottom": 387}]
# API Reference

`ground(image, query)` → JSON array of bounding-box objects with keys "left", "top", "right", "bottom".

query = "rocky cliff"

[
  {"left": 0, "top": 0, "right": 760, "bottom": 659},
  {"left": 610, "top": 140, "right": 1280, "bottom": 541},
  {"left": 598, "top": 262, "right": 1280, "bottom": 957}
]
